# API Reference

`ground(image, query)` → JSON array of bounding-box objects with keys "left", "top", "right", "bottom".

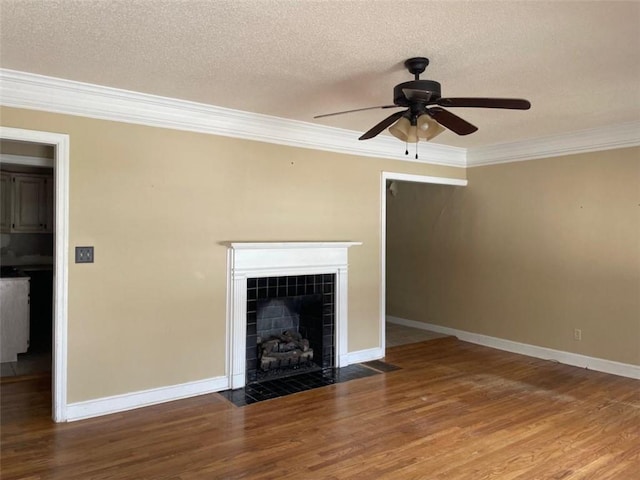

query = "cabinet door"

[
  {"left": 43, "top": 176, "right": 54, "bottom": 232},
  {"left": 0, "top": 172, "right": 11, "bottom": 233},
  {"left": 12, "top": 174, "right": 46, "bottom": 232}
]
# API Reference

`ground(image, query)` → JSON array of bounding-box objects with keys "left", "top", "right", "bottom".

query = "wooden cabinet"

[
  {"left": 12, "top": 174, "right": 46, "bottom": 232},
  {"left": 0, "top": 172, "right": 11, "bottom": 233},
  {"left": 44, "top": 176, "right": 54, "bottom": 233},
  {"left": 0, "top": 277, "right": 30, "bottom": 362},
  {"left": 0, "top": 172, "right": 54, "bottom": 233}
]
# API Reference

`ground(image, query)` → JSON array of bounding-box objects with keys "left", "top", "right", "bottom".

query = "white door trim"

[
  {"left": 0, "top": 126, "right": 69, "bottom": 422},
  {"left": 380, "top": 172, "right": 467, "bottom": 354}
]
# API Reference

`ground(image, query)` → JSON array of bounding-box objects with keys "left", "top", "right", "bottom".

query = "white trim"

[
  {"left": 0, "top": 153, "right": 54, "bottom": 168},
  {"left": 66, "top": 376, "right": 229, "bottom": 422},
  {"left": 3, "top": 69, "right": 639, "bottom": 169},
  {"left": 225, "top": 248, "right": 233, "bottom": 387},
  {"left": 380, "top": 172, "right": 467, "bottom": 356},
  {"left": 467, "top": 121, "right": 640, "bottom": 167},
  {"left": 0, "top": 68, "right": 465, "bottom": 168},
  {"left": 387, "top": 316, "right": 640, "bottom": 380},
  {"left": 225, "top": 242, "right": 361, "bottom": 389},
  {"left": 62, "top": 342, "right": 388, "bottom": 421},
  {"left": 0, "top": 126, "right": 70, "bottom": 422},
  {"left": 345, "top": 347, "right": 385, "bottom": 364},
  {"left": 381, "top": 172, "right": 468, "bottom": 186},
  {"left": 227, "top": 241, "right": 362, "bottom": 250}
]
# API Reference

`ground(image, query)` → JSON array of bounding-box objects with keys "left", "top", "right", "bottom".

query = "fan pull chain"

[
  {"left": 405, "top": 140, "right": 409, "bottom": 156},
  {"left": 415, "top": 141, "right": 419, "bottom": 160}
]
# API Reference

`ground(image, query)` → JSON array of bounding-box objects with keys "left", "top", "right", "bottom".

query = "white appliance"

[{"left": 0, "top": 276, "right": 30, "bottom": 362}]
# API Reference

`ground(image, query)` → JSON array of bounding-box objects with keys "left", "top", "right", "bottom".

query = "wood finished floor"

[
  {"left": 386, "top": 322, "right": 449, "bottom": 348},
  {"left": 1, "top": 337, "right": 639, "bottom": 479}
]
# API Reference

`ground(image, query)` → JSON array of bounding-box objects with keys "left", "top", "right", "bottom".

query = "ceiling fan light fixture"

[
  {"left": 416, "top": 114, "right": 445, "bottom": 141},
  {"left": 315, "top": 57, "right": 530, "bottom": 142},
  {"left": 389, "top": 116, "right": 418, "bottom": 143}
]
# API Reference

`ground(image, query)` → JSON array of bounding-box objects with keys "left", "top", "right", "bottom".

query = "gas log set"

[{"left": 258, "top": 330, "right": 314, "bottom": 371}]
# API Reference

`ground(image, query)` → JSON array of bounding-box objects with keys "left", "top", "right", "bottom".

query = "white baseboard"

[
  {"left": 346, "top": 347, "right": 385, "bottom": 364},
  {"left": 65, "top": 346, "right": 386, "bottom": 422},
  {"left": 386, "top": 315, "right": 640, "bottom": 380},
  {"left": 66, "top": 375, "right": 229, "bottom": 422},
  {"left": 68, "top": 316, "right": 637, "bottom": 422}
]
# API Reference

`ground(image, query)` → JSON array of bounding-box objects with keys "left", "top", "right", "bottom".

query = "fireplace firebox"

[{"left": 246, "top": 274, "right": 335, "bottom": 384}]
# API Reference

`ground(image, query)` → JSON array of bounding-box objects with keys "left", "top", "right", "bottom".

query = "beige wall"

[
  {"left": 1, "top": 106, "right": 465, "bottom": 402},
  {"left": 387, "top": 147, "right": 640, "bottom": 365}
]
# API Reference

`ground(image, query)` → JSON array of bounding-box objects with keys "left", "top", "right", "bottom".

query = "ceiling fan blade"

[
  {"left": 437, "top": 97, "right": 531, "bottom": 110},
  {"left": 428, "top": 107, "right": 478, "bottom": 136},
  {"left": 359, "top": 110, "right": 407, "bottom": 140},
  {"left": 314, "top": 105, "right": 400, "bottom": 119},
  {"left": 402, "top": 88, "right": 434, "bottom": 103}
]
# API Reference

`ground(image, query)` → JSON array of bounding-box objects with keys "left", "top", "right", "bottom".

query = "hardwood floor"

[
  {"left": 385, "top": 322, "right": 448, "bottom": 347},
  {"left": 2, "top": 337, "right": 639, "bottom": 479}
]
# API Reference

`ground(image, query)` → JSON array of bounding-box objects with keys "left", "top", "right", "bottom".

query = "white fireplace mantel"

[{"left": 225, "top": 241, "right": 362, "bottom": 389}]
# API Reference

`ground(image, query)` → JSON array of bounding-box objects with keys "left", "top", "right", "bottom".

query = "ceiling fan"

[{"left": 314, "top": 57, "right": 531, "bottom": 146}]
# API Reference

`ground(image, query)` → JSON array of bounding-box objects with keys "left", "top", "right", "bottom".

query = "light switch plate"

[{"left": 75, "top": 246, "right": 94, "bottom": 263}]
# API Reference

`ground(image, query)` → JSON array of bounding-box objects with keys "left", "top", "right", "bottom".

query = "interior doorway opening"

[
  {"left": 1, "top": 140, "right": 54, "bottom": 380},
  {"left": 0, "top": 127, "right": 69, "bottom": 422},
  {"left": 380, "top": 172, "right": 467, "bottom": 353}
]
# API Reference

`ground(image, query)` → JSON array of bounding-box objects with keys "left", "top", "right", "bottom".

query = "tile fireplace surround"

[{"left": 225, "top": 242, "right": 361, "bottom": 389}]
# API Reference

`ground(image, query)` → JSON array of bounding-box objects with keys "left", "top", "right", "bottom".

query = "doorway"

[
  {"left": 0, "top": 127, "right": 69, "bottom": 422},
  {"left": 1, "top": 141, "right": 54, "bottom": 378},
  {"left": 380, "top": 172, "right": 467, "bottom": 353}
]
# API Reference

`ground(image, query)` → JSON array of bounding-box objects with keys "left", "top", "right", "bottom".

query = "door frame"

[
  {"left": 1, "top": 126, "right": 69, "bottom": 422},
  {"left": 379, "top": 172, "right": 467, "bottom": 352}
]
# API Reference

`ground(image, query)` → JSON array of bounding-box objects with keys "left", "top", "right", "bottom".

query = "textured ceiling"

[{"left": 1, "top": 0, "right": 639, "bottom": 148}]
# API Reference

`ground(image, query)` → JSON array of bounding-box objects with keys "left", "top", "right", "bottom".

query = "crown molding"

[
  {"left": 0, "top": 69, "right": 466, "bottom": 168},
  {"left": 467, "top": 121, "right": 640, "bottom": 167},
  {"left": 1, "top": 69, "right": 637, "bottom": 168}
]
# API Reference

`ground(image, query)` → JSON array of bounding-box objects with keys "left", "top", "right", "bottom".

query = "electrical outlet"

[
  {"left": 573, "top": 328, "right": 582, "bottom": 341},
  {"left": 75, "top": 246, "right": 94, "bottom": 263}
]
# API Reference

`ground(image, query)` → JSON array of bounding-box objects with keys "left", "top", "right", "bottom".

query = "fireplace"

[
  {"left": 246, "top": 274, "right": 335, "bottom": 383},
  {"left": 225, "top": 242, "right": 361, "bottom": 389}
]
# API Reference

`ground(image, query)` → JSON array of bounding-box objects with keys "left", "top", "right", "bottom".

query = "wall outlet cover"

[{"left": 75, "top": 246, "right": 94, "bottom": 263}]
